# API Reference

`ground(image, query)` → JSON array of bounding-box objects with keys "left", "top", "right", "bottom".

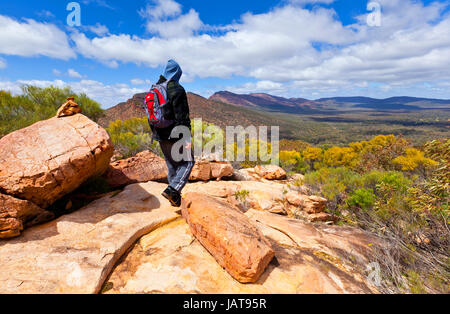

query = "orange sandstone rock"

[
  {"left": 182, "top": 192, "right": 275, "bottom": 283},
  {"left": 0, "top": 114, "right": 114, "bottom": 208}
]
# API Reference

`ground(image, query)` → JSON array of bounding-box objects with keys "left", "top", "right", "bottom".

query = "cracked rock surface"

[
  {"left": 0, "top": 114, "right": 114, "bottom": 209},
  {"left": 104, "top": 209, "right": 379, "bottom": 294},
  {"left": 0, "top": 180, "right": 381, "bottom": 294},
  {"left": 0, "top": 182, "right": 179, "bottom": 294}
]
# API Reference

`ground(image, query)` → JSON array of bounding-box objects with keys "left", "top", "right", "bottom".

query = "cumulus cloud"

[
  {"left": 69, "top": 0, "right": 450, "bottom": 99},
  {"left": 131, "top": 78, "right": 151, "bottom": 85},
  {"left": 0, "top": 79, "right": 145, "bottom": 108},
  {"left": 84, "top": 23, "right": 110, "bottom": 36},
  {"left": 227, "top": 81, "right": 285, "bottom": 94},
  {"left": 139, "top": 0, "right": 203, "bottom": 37},
  {"left": 0, "top": 15, "right": 75, "bottom": 60},
  {"left": 72, "top": 5, "right": 352, "bottom": 77},
  {"left": 68, "top": 69, "right": 83, "bottom": 78},
  {"left": 2, "top": 0, "right": 450, "bottom": 99},
  {"left": 139, "top": 0, "right": 182, "bottom": 20}
]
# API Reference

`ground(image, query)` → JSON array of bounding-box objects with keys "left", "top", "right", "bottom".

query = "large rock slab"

[
  {"left": 181, "top": 193, "right": 275, "bottom": 283},
  {"left": 0, "top": 182, "right": 179, "bottom": 294},
  {"left": 184, "top": 180, "right": 286, "bottom": 212},
  {"left": 104, "top": 210, "right": 380, "bottom": 294},
  {"left": 103, "top": 150, "right": 168, "bottom": 188},
  {"left": 0, "top": 193, "right": 54, "bottom": 239},
  {"left": 0, "top": 114, "right": 114, "bottom": 208}
]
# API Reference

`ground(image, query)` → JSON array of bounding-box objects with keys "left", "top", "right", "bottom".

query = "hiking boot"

[{"left": 162, "top": 186, "right": 181, "bottom": 207}]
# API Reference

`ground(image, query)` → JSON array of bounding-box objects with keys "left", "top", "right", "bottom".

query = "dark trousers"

[{"left": 159, "top": 140, "right": 195, "bottom": 192}]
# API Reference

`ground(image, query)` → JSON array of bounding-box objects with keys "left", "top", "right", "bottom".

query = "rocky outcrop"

[
  {"left": 233, "top": 168, "right": 261, "bottom": 181},
  {"left": 183, "top": 180, "right": 333, "bottom": 222},
  {"left": 285, "top": 192, "right": 327, "bottom": 214},
  {"left": 104, "top": 209, "right": 380, "bottom": 294},
  {"left": 103, "top": 150, "right": 168, "bottom": 188},
  {"left": 210, "top": 162, "right": 234, "bottom": 180},
  {"left": 103, "top": 152, "right": 234, "bottom": 187},
  {"left": 0, "top": 114, "right": 114, "bottom": 208},
  {"left": 0, "top": 193, "right": 54, "bottom": 239},
  {"left": 255, "top": 165, "right": 287, "bottom": 180},
  {"left": 234, "top": 165, "right": 287, "bottom": 182},
  {"left": 0, "top": 182, "right": 179, "bottom": 294},
  {"left": 0, "top": 180, "right": 381, "bottom": 294},
  {"left": 182, "top": 193, "right": 275, "bottom": 283},
  {"left": 189, "top": 160, "right": 234, "bottom": 182}
]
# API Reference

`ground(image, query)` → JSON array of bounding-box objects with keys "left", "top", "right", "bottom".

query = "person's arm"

[{"left": 171, "top": 86, "right": 191, "bottom": 130}]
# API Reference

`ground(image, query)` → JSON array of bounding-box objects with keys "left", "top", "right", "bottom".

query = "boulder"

[
  {"left": 0, "top": 182, "right": 179, "bottom": 294},
  {"left": 309, "top": 212, "right": 335, "bottom": 222},
  {"left": 103, "top": 150, "right": 168, "bottom": 188},
  {"left": 210, "top": 162, "right": 234, "bottom": 180},
  {"left": 0, "top": 114, "right": 114, "bottom": 208},
  {"left": 255, "top": 165, "right": 287, "bottom": 180},
  {"left": 181, "top": 193, "right": 275, "bottom": 283},
  {"left": 0, "top": 193, "right": 54, "bottom": 239},
  {"left": 189, "top": 161, "right": 211, "bottom": 181},
  {"left": 285, "top": 192, "right": 327, "bottom": 214},
  {"left": 189, "top": 160, "right": 234, "bottom": 182},
  {"left": 232, "top": 168, "right": 260, "bottom": 181}
]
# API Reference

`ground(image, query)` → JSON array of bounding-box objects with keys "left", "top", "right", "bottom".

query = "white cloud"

[
  {"left": 84, "top": 23, "right": 109, "bottom": 36},
  {"left": 0, "top": 79, "right": 145, "bottom": 108},
  {"left": 139, "top": 0, "right": 203, "bottom": 38},
  {"left": 70, "top": 0, "right": 450, "bottom": 98},
  {"left": 139, "top": 0, "right": 182, "bottom": 20},
  {"left": 0, "top": 15, "right": 75, "bottom": 60},
  {"left": 131, "top": 78, "right": 151, "bottom": 85},
  {"left": 2, "top": 0, "right": 450, "bottom": 99},
  {"left": 72, "top": 5, "right": 351, "bottom": 76},
  {"left": 68, "top": 69, "right": 83, "bottom": 78},
  {"left": 227, "top": 81, "right": 285, "bottom": 94},
  {"left": 146, "top": 8, "right": 203, "bottom": 38},
  {"left": 0, "top": 57, "right": 6, "bottom": 69},
  {"left": 52, "top": 69, "right": 62, "bottom": 76}
]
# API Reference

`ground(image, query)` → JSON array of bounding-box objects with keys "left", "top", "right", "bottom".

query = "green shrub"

[
  {"left": 347, "top": 188, "right": 376, "bottom": 210},
  {"left": 234, "top": 189, "right": 250, "bottom": 203},
  {"left": 0, "top": 85, "right": 104, "bottom": 137},
  {"left": 106, "top": 118, "right": 161, "bottom": 159}
]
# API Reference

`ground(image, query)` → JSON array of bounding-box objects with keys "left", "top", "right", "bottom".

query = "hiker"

[{"left": 146, "top": 59, "right": 195, "bottom": 207}]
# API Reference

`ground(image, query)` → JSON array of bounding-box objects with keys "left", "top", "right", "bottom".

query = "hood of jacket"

[{"left": 163, "top": 59, "right": 182, "bottom": 83}]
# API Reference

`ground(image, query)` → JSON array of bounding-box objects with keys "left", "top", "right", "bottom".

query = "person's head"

[{"left": 163, "top": 59, "right": 182, "bottom": 82}]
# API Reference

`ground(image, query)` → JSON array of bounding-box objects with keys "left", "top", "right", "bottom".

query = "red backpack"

[{"left": 144, "top": 80, "right": 174, "bottom": 128}]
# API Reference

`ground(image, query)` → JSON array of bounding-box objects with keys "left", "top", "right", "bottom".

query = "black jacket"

[{"left": 150, "top": 75, "right": 191, "bottom": 142}]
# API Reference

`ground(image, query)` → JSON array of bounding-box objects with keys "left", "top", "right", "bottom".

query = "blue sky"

[{"left": 0, "top": 0, "right": 449, "bottom": 108}]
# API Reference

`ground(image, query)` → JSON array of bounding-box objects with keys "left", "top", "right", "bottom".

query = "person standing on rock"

[{"left": 148, "top": 59, "right": 195, "bottom": 207}]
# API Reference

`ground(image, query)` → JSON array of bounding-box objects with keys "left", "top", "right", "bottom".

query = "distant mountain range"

[
  {"left": 99, "top": 90, "right": 450, "bottom": 144},
  {"left": 99, "top": 92, "right": 292, "bottom": 132},
  {"left": 209, "top": 91, "right": 450, "bottom": 114}
]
